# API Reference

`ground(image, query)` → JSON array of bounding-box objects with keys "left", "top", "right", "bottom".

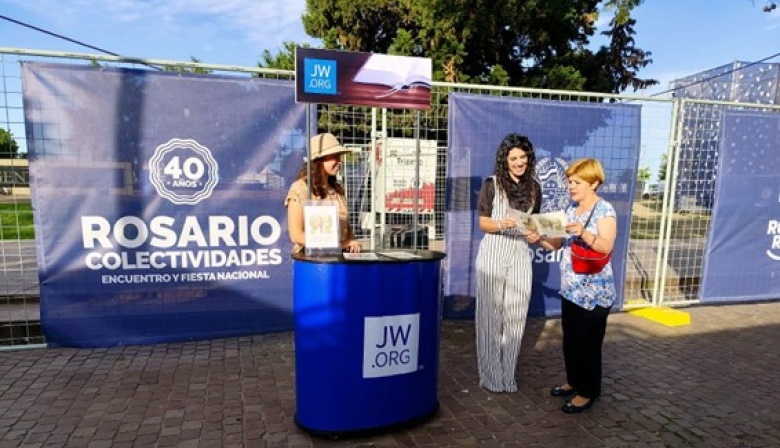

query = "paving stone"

[{"left": 2, "top": 302, "right": 780, "bottom": 446}]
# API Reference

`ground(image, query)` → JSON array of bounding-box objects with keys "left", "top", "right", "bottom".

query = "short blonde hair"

[{"left": 566, "top": 158, "right": 605, "bottom": 187}]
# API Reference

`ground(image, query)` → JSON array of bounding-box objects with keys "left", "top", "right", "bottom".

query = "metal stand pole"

[
  {"left": 305, "top": 103, "right": 313, "bottom": 198},
  {"left": 412, "top": 111, "right": 421, "bottom": 250}
]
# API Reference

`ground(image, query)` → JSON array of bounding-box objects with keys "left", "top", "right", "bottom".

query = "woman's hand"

[
  {"left": 526, "top": 232, "right": 542, "bottom": 244},
  {"left": 344, "top": 240, "right": 362, "bottom": 253},
  {"left": 496, "top": 216, "right": 518, "bottom": 231},
  {"left": 565, "top": 221, "right": 585, "bottom": 237}
]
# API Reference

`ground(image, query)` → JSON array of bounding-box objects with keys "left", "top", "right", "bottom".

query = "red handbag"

[
  {"left": 571, "top": 239, "right": 612, "bottom": 274},
  {"left": 570, "top": 202, "right": 612, "bottom": 274}
]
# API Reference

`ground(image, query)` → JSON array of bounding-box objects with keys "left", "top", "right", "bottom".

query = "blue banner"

[
  {"left": 23, "top": 63, "right": 310, "bottom": 347},
  {"left": 701, "top": 110, "right": 780, "bottom": 302},
  {"left": 445, "top": 93, "right": 640, "bottom": 317}
]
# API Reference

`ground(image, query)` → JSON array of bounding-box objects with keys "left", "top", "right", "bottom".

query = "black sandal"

[
  {"left": 562, "top": 396, "right": 596, "bottom": 414},
  {"left": 550, "top": 385, "right": 576, "bottom": 397}
]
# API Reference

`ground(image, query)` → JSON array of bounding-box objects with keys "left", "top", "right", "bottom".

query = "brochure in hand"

[{"left": 505, "top": 208, "right": 568, "bottom": 238}]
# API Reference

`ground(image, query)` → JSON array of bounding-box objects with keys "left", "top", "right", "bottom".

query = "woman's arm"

[
  {"left": 286, "top": 200, "right": 306, "bottom": 247},
  {"left": 342, "top": 222, "right": 361, "bottom": 253},
  {"left": 581, "top": 215, "right": 616, "bottom": 254},
  {"left": 479, "top": 215, "right": 511, "bottom": 233},
  {"left": 476, "top": 178, "right": 512, "bottom": 233}
]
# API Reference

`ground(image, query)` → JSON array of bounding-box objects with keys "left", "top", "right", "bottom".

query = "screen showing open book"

[{"left": 352, "top": 54, "right": 432, "bottom": 91}]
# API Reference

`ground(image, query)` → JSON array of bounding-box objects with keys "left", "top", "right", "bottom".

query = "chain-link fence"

[{"left": 2, "top": 47, "right": 778, "bottom": 347}]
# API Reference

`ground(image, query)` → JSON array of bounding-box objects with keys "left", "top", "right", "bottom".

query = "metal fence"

[{"left": 2, "top": 47, "right": 778, "bottom": 347}]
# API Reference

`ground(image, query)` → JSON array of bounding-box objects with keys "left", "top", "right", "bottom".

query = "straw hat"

[{"left": 309, "top": 133, "right": 352, "bottom": 161}]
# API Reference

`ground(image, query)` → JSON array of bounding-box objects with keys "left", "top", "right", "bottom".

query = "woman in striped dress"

[{"left": 474, "top": 133, "right": 541, "bottom": 393}]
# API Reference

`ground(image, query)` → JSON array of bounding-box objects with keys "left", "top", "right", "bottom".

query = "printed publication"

[{"left": 505, "top": 208, "right": 568, "bottom": 237}]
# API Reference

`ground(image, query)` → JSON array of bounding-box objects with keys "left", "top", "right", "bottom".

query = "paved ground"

[{"left": 1, "top": 301, "right": 779, "bottom": 448}]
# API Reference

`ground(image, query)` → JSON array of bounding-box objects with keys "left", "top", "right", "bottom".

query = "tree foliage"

[
  {"left": 658, "top": 152, "right": 668, "bottom": 181},
  {"left": 163, "top": 57, "right": 212, "bottom": 74},
  {"left": 259, "top": 42, "right": 303, "bottom": 71},
  {"left": 637, "top": 166, "right": 651, "bottom": 182},
  {"left": 293, "top": 0, "right": 657, "bottom": 93},
  {"left": 0, "top": 128, "right": 20, "bottom": 159}
]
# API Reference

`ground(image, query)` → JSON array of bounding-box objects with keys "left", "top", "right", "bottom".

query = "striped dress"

[{"left": 475, "top": 177, "right": 534, "bottom": 393}]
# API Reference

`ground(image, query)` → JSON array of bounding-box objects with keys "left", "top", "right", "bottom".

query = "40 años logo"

[{"left": 149, "top": 139, "right": 219, "bottom": 205}]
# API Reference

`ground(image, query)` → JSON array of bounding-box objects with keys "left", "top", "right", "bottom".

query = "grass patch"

[
  {"left": 630, "top": 199, "right": 711, "bottom": 240},
  {"left": 0, "top": 200, "right": 35, "bottom": 240}
]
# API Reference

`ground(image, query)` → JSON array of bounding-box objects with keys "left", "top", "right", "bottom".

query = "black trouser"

[{"left": 561, "top": 298, "right": 611, "bottom": 399}]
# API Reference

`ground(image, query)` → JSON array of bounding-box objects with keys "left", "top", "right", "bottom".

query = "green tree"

[
  {"left": 259, "top": 42, "right": 310, "bottom": 71},
  {"left": 261, "top": 1, "right": 657, "bottom": 141},
  {"left": 163, "top": 57, "right": 212, "bottom": 74},
  {"left": 0, "top": 128, "right": 19, "bottom": 159},
  {"left": 638, "top": 166, "right": 651, "bottom": 182},
  {"left": 658, "top": 152, "right": 668, "bottom": 181},
  {"left": 296, "top": 0, "right": 656, "bottom": 93}
]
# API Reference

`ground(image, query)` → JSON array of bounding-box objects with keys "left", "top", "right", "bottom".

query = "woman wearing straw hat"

[{"left": 285, "top": 132, "right": 362, "bottom": 254}]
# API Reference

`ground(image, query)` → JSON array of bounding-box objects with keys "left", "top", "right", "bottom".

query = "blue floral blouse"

[{"left": 559, "top": 199, "right": 617, "bottom": 311}]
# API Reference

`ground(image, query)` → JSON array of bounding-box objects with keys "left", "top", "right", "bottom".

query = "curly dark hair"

[
  {"left": 493, "top": 133, "right": 538, "bottom": 200},
  {"left": 295, "top": 159, "right": 345, "bottom": 199}
]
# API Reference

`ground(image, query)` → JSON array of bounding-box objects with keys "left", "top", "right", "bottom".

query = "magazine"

[
  {"left": 303, "top": 200, "right": 341, "bottom": 255},
  {"left": 377, "top": 251, "right": 423, "bottom": 260},
  {"left": 343, "top": 252, "right": 379, "bottom": 261},
  {"left": 505, "top": 208, "right": 568, "bottom": 238}
]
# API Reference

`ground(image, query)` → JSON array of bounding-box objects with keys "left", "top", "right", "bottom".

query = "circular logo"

[
  {"left": 149, "top": 138, "right": 218, "bottom": 205},
  {"left": 536, "top": 157, "right": 570, "bottom": 212}
]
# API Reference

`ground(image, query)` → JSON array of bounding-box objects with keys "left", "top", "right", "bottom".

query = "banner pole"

[
  {"left": 370, "top": 107, "right": 378, "bottom": 250},
  {"left": 413, "top": 111, "right": 421, "bottom": 250},
  {"left": 306, "top": 103, "right": 312, "bottom": 198}
]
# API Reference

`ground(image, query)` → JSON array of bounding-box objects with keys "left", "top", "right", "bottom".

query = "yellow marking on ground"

[{"left": 628, "top": 307, "right": 691, "bottom": 327}]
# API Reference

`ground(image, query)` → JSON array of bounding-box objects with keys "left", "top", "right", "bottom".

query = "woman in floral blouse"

[{"left": 527, "top": 158, "right": 617, "bottom": 414}]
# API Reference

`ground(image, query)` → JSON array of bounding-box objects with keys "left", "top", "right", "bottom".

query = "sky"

[
  {"left": 2, "top": 0, "right": 780, "bottom": 175},
  {"left": 2, "top": 0, "right": 779, "bottom": 94}
]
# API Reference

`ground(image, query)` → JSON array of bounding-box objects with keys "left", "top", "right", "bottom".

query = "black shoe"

[
  {"left": 562, "top": 396, "right": 596, "bottom": 414},
  {"left": 550, "top": 385, "right": 576, "bottom": 397}
]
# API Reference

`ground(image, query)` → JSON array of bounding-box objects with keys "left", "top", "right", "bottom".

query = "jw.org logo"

[
  {"left": 303, "top": 58, "right": 337, "bottom": 95},
  {"left": 148, "top": 138, "right": 219, "bottom": 205},
  {"left": 536, "top": 157, "right": 569, "bottom": 212},
  {"left": 363, "top": 313, "right": 420, "bottom": 379}
]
